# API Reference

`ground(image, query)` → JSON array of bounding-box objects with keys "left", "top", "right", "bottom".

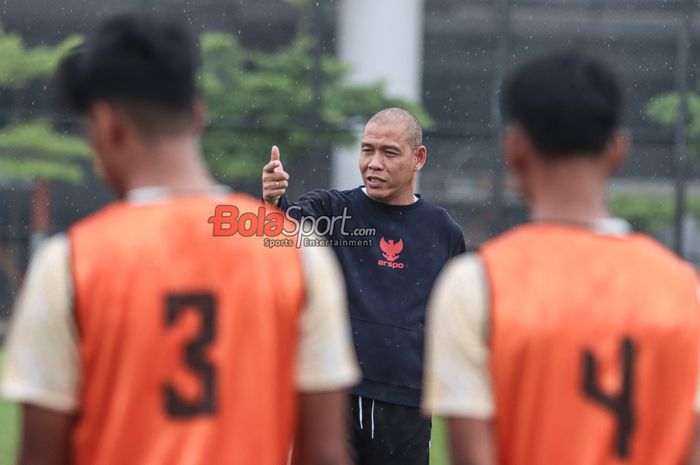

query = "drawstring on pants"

[{"left": 358, "top": 397, "right": 376, "bottom": 439}]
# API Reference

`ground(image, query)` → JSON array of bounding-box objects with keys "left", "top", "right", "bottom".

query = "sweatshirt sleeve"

[
  {"left": 453, "top": 231, "right": 467, "bottom": 257},
  {"left": 279, "top": 189, "right": 335, "bottom": 221}
]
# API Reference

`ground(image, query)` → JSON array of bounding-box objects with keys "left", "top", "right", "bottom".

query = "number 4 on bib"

[{"left": 582, "top": 337, "right": 636, "bottom": 459}]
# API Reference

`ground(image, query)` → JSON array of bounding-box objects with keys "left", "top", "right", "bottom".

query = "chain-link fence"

[{"left": 421, "top": 0, "right": 700, "bottom": 258}]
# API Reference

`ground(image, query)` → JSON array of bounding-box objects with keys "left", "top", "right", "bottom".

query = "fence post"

[
  {"left": 489, "top": 0, "right": 511, "bottom": 235},
  {"left": 673, "top": 0, "right": 692, "bottom": 256}
]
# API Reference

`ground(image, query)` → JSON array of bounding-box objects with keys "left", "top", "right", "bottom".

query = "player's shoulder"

[
  {"left": 299, "top": 239, "right": 337, "bottom": 272},
  {"left": 628, "top": 231, "right": 680, "bottom": 257},
  {"left": 70, "top": 201, "right": 129, "bottom": 233},
  {"left": 480, "top": 223, "right": 579, "bottom": 253},
  {"left": 628, "top": 232, "right": 697, "bottom": 276},
  {"left": 224, "top": 192, "right": 269, "bottom": 212},
  {"left": 479, "top": 224, "right": 528, "bottom": 250},
  {"left": 441, "top": 253, "right": 484, "bottom": 282},
  {"left": 484, "top": 224, "right": 696, "bottom": 276},
  {"left": 31, "top": 233, "right": 70, "bottom": 266},
  {"left": 430, "top": 253, "right": 487, "bottom": 321},
  {"left": 70, "top": 192, "right": 258, "bottom": 238}
]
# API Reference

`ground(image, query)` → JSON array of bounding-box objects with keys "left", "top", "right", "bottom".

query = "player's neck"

[
  {"left": 529, "top": 167, "right": 611, "bottom": 225},
  {"left": 121, "top": 137, "right": 216, "bottom": 193}
]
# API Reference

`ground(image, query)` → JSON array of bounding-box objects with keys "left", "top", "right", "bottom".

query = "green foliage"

[
  {"left": 0, "top": 26, "right": 82, "bottom": 89},
  {"left": 611, "top": 194, "right": 700, "bottom": 234},
  {"left": 200, "top": 30, "right": 432, "bottom": 180},
  {"left": 283, "top": 0, "right": 311, "bottom": 8},
  {"left": 0, "top": 118, "right": 89, "bottom": 183},
  {"left": 0, "top": 26, "right": 88, "bottom": 184},
  {"left": 0, "top": 17, "right": 432, "bottom": 183},
  {"left": 430, "top": 419, "right": 450, "bottom": 465},
  {"left": 639, "top": 88, "right": 700, "bottom": 231},
  {"left": 0, "top": 120, "right": 89, "bottom": 158},
  {"left": 0, "top": 350, "right": 19, "bottom": 464},
  {"left": 646, "top": 89, "right": 700, "bottom": 154}
]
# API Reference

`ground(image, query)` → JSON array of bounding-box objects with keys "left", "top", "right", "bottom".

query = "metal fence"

[{"left": 420, "top": 0, "right": 700, "bottom": 255}]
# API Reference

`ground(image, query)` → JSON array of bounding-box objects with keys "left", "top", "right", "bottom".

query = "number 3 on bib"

[{"left": 163, "top": 293, "right": 217, "bottom": 418}]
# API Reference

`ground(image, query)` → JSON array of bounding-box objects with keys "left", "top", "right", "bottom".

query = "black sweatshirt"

[{"left": 279, "top": 187, "right": 466, "bottom": 407}]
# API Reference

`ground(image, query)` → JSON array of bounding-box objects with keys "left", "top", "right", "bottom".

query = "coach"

[{"left": 262, "top": 108, "right": 466, "bottom": 465}]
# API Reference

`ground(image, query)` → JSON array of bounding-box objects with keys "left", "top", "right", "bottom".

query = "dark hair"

[
  {"left": 500, "top": 48, "right": 624, "bottom": 158},
  {"left": 54, "top": 13, "right": 200, "bottom": 133}
]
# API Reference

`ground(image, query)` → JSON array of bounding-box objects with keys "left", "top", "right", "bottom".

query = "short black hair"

[
  {"left": 500, "top": 48, "right": 624, "bottom": 158},
  {"left": 55, "top": 12, "right": 200, "bottom": 133}
]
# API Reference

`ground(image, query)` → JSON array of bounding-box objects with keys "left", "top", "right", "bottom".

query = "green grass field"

[
  {"left": 430, "top": 418, "right": 450, "bottom": 465},
  {"left": 0, "top": 351, "right": 19, "bottom": 465},
  {"left": 0, "top": 350, "right": 449, "bottom": 464}
]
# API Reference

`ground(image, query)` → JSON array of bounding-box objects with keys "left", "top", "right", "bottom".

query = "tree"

[
  {"left": 646, "top": 90, "right": 700, "bottom": 153},
  {"left": 0, "top": 25, "right": 80, "bottom": 89},
  {"left": 0, "top": 25, "right": 87, "bottom": 288},
  {"left": 0, "top": 25, "right": 88, "bottom": 192},
  {"left": 615, "top": 87, "right": 700, "bottom": 235},
  {"left": 199, "top": 29, "right": 431, "bottom": 180},
  {"left": 0, "top": 14, "right": 432, "bottom": 244},
  {"left": 0, "top": 120, "right": 89, "bottom": 183}
]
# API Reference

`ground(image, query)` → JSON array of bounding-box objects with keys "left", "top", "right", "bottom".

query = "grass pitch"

[{"left": 0, "top": 350, "right": 19, "bottom": 464}]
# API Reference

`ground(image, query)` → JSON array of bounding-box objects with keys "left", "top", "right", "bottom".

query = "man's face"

[{"left": 359, "top": 121, "right": 425, "bottom": 205}]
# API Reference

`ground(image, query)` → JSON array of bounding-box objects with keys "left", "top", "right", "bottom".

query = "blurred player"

[
  {"left": 262, "top": 109, "right": 466, "bottom": 465},
  {"left": 0, "top": 13, "right": 359, "bottom": 465},
  {"left": 423, "top": 48, "right": 700, "bottom": 464}
]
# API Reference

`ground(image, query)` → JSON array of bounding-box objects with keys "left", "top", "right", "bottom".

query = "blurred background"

[
  {"left": 0, "top": 0, "right": 698, "bottom": 332},
  {"left": 0, "top": 0, "right": 699, "bottom": 462}
]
